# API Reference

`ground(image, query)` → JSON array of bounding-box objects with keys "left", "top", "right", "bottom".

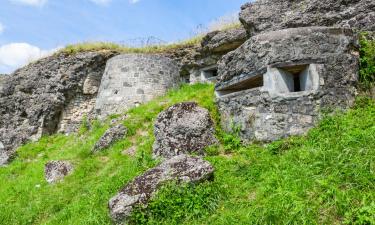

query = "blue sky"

[{"left": 0, "top": 0, "right": 249, "bottom": 73}]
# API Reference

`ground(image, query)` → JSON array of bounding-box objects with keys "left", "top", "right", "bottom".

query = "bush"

[{"left": 359, "top": 32, "right": 375, "bottom": 87}]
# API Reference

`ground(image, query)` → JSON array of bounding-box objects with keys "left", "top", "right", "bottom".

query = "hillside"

[
  {"left": 1, "top": 0, "right": 375, "bottom": 224},
  {"left": 0, "top": 82, "right": 374, "bottom": 224}
]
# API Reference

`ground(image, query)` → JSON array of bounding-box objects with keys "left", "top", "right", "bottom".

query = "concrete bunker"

[{"left": 216, "top": 27, "right": 359, "bottom": 142}]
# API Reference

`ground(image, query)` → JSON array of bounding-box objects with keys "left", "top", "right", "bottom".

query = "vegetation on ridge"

[{"left": 57, "top": 21, "right": 241, "bottom": 55}]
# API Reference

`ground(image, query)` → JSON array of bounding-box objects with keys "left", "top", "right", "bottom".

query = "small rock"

[
  {"left": 108, "top": 154, "right": 214, "bottom": 223},
  {"left": 122, "top": 146, "right": 136, "bottom": 157},
  {"left": 110, "top": 115, "right": 128, "bottom": 126},
  {"left": 45, "top": 161, "right": 73, "bottom": 183},
  {"left": 153, "top": 102, "right": 218, "bottom": 159},
  {"left": 92, "top": 124, "right": 127, "bottom": 153}
]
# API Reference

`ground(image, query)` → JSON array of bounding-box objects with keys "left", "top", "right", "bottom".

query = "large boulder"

[
  {"left": 152, "top": 102, "right": 218, "bottom": 159},
  {"left": 240, "top": 0, "right": 375, "bottom": 36},
  {"left": 201, "top": 27, "right": 247, "bottom": 53},
  {"left": 0, "top": 51, "right": 116, "bottom": 166},
  {"left": 45, "top": 160, "right": 73, "bottom": 183},
  {"left": 92, "top": 124, "right": 127, "bottom": 153},
  {"left": 108, "top": 154, "right": 214, "bottom": 223}
]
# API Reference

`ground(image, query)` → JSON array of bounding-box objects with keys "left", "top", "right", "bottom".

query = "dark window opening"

[
  {"left": 293, "top": 75, "right": 301, "bottom": 92},
  {"left": 279, "top": 64, "right": 309, "bottom": 92},
  {"left": 180, "top": 70, "right": 190, "bottom": 83},
  {"left": 202, "top": 67, "right": 218, "bottom": 82}
]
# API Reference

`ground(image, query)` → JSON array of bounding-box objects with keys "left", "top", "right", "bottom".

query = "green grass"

[
  {"left": 58, "top": 35, "right": 203, "bottom": 55},
  {"left": 57, "top": 21, "right": 242, "bottom": 55},
  {"left": 0, "top": 82, "right": 374, "bottom": 225}
]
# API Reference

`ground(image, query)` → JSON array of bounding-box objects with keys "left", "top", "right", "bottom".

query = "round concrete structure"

[{"left": 95, "top": 54, "right": 181, "bottom": 117}]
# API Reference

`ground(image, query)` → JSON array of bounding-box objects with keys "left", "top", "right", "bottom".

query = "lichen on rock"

[
  {"left": 108, "top": 154, "right": 214, "bottom": 224},
  {"left": 152, "top": 102, "right": 218, "bottom": 159},
  {"left": 45, "top": 160, "right": 73, "bottom": 183},
  {"left": 92, "top": 124, "right": 127, "bottom": 153}
]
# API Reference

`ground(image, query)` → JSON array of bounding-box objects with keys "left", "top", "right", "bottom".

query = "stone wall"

[
  {"left": 95, "top": 54, "right": 181, "bottom": 117},
  {"left": 216, "top": 27, "right": 359, "bottom": 142}
]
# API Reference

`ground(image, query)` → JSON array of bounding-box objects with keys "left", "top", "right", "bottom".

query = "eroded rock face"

[
  {"left": 92, "top": 124, "right": 127, "bottom": 153},
  {"left": 240, "top": 0, "right": 375, "bottom": 36},
  {"left": 45, "top": 160, "right": 73, "bottom": 183},
  {"left": 0, "top": 51, "right": 116, "bottom": 166},
  {"left": 201, "top": 27, "right": 247, "bottom": 53},
  {"left": 152, "top": 102, "right": 218, "bottom": 159},
  {"left": 108, "top": 154, "right": 214, "bottom": 223},
  {"left": 216, "top": 27, "right": 359, "bottom": 142}
]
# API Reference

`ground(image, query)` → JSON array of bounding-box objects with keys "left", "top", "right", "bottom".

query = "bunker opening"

[
  {"left": 201, "top": 66, "right": 218, "bottom": 82},
  {"left": 278, "top": 64, "right": 313, "bottom": 93},
  {"left": 216, "top": 74, "right": 264, "bottom": 97}
]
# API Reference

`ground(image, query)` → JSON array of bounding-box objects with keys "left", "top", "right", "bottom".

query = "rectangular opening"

[
  {"left": 216, "top": 75, "right": 263, "bottom": 97},
  {"left": 278, "top": 65, "right": 309, "bottom": 92},
  {"left": 201, "top": 66, "right": 218, "bottom": 82}
]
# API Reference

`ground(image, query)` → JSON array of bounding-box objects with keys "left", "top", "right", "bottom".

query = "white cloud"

[
  {"left": 10, "top": 0, "right": 47, "bottom": 7},
  {"left": 90, "top": 0, "right": 112, "bottom": 6},
  {"left": 0, "top": 43, "right": 60, "bottom": 74},
  {"left": 0, "top": 23, "right": 4, "bottom": 34},
  {"left": 129, "top": 0, "right": 140, "bottom": 4}
]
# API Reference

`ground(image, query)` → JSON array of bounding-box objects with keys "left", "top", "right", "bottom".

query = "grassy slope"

[{"left": 0, "top": 83, "right": 374, "bottom": 225}]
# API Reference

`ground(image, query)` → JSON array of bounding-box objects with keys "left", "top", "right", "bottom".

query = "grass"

[
  {"left": 58, "top": 21, "right": 242, "bottom": 55},
  {"left": 0, "top": 82, "right": 374, "bottom": 225},
  {"left": 58, "top": 35, "right": 203, "bottom": 55}
]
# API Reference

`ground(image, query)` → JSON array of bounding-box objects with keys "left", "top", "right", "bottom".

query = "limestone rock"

[
  {"left": 152, "top": 102, "right": 218, "bottom": 159},
  {"left": 201, "top": 27, "right": 247, "bottom": 53},
  {"left": 0, "top": 51, "right": 116, "bottom": 166},
  {"left": 108, "top": 154, "right": 214, "bottom": 223},
  {"left": 92, "top": 124, "right": 127, "bottom": 153},
  {"left": 239, "top": 0, "right": 375, "bottom": 36},
  {"left": 45, "top": 160, "right": 73, "bottom": 183},
  {"left": 0, "top": 141, "right": 9, "bottom": 166}
]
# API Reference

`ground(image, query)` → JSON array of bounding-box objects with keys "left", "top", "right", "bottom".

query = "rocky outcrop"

[
  {"left": 45, "top": 160, "right": 73, "bottom": 183},
  {"left": 108, "top": 154, "right": 214, "bottom": 223},
  {"left": 152, "top": 102, "right": 218, "bottom": 159},
  {"left": 240, "top": 0, "right": 375, "bottom": 36},
  {"left": 0, "top": 51, "right": 116, "bottom": 166},
  {"left": 216, "top": 27, "right": 359, "bottom": 141},
  {"left": 92, "top": 124, "right": 127, "bottom": 153},
  {"left": 201, "top": 27, "right": 247, "bottom": 54}
]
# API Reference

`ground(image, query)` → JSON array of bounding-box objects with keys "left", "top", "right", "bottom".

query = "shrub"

[{"left": 359, "top": 32, "right": 375, "bottom": 87}]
